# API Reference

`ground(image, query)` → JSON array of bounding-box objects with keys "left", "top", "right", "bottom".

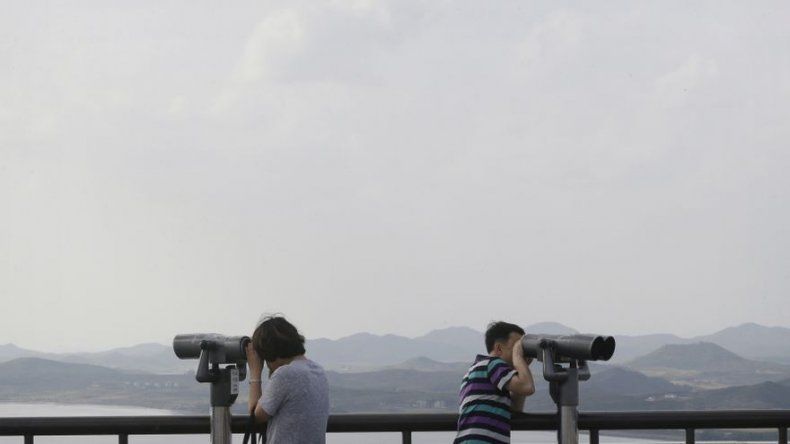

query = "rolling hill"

[
  {"left": 625, "top": 342, "right": 790, "bottom": 388},
  {"left": 695, "top": 323, "right": 790, "bottom": 363}
]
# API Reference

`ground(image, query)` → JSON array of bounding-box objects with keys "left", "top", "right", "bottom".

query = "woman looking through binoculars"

[{"left": 245, "top": 315, "right": 330, "bottom": 444}]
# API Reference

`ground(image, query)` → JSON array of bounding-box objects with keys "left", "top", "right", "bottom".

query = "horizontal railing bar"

[
  {"left": 0, "top": 411, "right": 788, "bottom": 436},
  {"left": 577, "top": 411, "right": 790, "bottom": 429}
]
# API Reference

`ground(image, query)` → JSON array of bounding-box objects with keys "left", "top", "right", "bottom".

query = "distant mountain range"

[
  {"left": 2, "top": 322, "right": 789, "bottom": 377},
  {"left": 0, "top": 343, "right": 193, "bottom": 374},
  {"left": 311, "top": 322, "right": 790, "bottom": 371},
  {"left": 2, "top": 355, "right": 789, "bottom": 416}
]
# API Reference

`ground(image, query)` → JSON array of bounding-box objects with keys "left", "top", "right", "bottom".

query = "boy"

[{"left": 454, "top": 321, "right": 536, "bottom": 443}]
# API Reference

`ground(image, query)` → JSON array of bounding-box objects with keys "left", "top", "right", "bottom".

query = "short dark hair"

[
  {"left": 485, "top": 321, "right": 525, "bottom": 352},
  {"left": 252, "top": 315, "right": 306, "bottom": 362}
]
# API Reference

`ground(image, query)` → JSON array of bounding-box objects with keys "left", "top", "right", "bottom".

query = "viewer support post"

[
  {"left": 521, "top": 334, "right": 616, "bottom": 444},
  {"left": 173, "top": 334, "right": 250, "bottom": 444}
]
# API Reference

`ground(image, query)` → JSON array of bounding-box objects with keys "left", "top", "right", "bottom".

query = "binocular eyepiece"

[{"left": 521, "top": 333, "right": 616, "bottom": 362}]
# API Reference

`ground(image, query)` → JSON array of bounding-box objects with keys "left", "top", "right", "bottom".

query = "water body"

[{"left": 0, "top": 403, "right": 728, "bottom": 444}]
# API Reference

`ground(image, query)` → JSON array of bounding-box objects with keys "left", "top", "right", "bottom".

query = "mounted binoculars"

[
  {"left": 521, "top": 332, "right": 616, "bottom": 444},
  {"left": 173, "top": 333, "right": 250, "bottom": 384},
  {"left": 520, "top": 333, "right": 616, "bottom": 363},
  {"left": 173, "top": 333, "right": 250, "bottom": 363},
  {"left": 173, "top": 333, "right": 250, "bottom": 398},
  {"left": 173, "top": 334, "right": 252, "bottom": 444}
]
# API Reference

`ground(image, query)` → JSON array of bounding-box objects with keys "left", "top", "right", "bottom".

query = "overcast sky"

[{"left": 2, "top": 1, "right": 789, "bottom": 352}]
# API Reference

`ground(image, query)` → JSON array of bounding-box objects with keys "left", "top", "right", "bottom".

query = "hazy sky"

[{"left": 2, "top": 1, "right": 789, "bottom": 352}]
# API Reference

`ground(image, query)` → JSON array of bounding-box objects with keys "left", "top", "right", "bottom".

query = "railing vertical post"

[
  {"left": 589, "top": 429, "right": 599, "bottom": 444},
  {"left": 779, "top": 427, "right": 788, "bottom": 444},
  {"left": 24, "top": 435, "right": 33, "bottom": 444},
  {"left": 119, "top": 433, "right": 129, "bottom": 444},
  {"left": 401, "top": 430, "right": 412, "bottom": 444},
  {"left": 685, "top": 428, "right": 695, "bottom": 444}
]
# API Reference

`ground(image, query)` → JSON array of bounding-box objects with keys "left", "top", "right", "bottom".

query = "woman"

[{"left": 246, "top": 315, "right": 330, "bottom": 443}]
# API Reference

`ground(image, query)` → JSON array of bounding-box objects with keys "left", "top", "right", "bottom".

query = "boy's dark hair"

[
  {"left": 252, "top": 315, "right": 306, "bottom": 362},
  {"left": 485, "top": 321, "right": 525, "bottom": 352}
]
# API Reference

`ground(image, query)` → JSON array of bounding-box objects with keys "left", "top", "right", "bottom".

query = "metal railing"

[{"left": 0, "top": 411, "right": 788, "bottom": 444}]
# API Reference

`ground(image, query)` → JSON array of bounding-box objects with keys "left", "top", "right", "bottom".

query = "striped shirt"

[{"left": 454, "top": 354, "right": 518, "bottom": 443}]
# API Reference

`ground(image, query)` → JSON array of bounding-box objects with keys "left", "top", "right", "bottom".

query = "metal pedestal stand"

[
  {"left": 195, "top": 342, "right": 246, "bottom": 444},
  {"left": 540, "top": 343, "right": 591, "bottom": 444}
]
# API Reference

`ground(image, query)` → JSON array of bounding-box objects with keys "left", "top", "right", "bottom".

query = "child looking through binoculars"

[{"left": 454, "top": 321, "right": 537, "bottom": 444}]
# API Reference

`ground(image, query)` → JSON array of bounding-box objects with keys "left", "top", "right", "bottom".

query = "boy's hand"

[
  {"left": 507, "top": 334, "right": 536, "bottom": 398},
  {"left": 513, "top": 336, "right": 526, "bottom": 360},
  {"left": 513, "top": 336, "right": 534, "bottom": 365}
]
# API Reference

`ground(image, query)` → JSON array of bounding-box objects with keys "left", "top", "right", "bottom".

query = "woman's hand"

[{"left": 245, "top": 342, "right": 264, "bottom": 377}]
